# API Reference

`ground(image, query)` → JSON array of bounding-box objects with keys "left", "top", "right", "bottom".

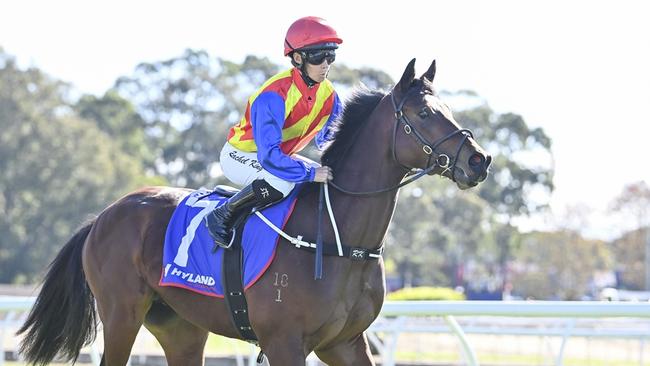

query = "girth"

[
  {"left": 221, "top": 200, "right": 383, "bottom": 347},
  {"left": 287, "top": 237, "right": 384, "bottom": 261}
]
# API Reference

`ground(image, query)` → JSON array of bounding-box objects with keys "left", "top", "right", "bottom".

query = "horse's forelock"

[{"left": 417, "top": 77, "right": 435, "bottom": 95}]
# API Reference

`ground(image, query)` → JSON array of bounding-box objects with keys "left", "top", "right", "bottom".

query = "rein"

[
  {"left": 311, "top": 86, "right": 475, "bottom": 277},
  {"left": 329, "top": 89, "right": 473, "bottom": 196}
]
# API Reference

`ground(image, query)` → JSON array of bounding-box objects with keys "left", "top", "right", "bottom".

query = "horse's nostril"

[{"left": 469, "top": 153, "right": 484, "bottom": 167}]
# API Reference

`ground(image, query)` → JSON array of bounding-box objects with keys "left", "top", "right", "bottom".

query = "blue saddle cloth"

[{"left": 159, "top": 185, "right": 302, "bottom": 297}]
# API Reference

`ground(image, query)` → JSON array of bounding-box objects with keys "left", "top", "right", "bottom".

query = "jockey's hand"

[{"left": 313, "top": 166, "right": 334, "bottom": 183}]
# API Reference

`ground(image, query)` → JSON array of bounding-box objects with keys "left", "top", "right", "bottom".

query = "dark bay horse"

[{"left": 18, "top": 59, "right": 491, "bottom": 366}]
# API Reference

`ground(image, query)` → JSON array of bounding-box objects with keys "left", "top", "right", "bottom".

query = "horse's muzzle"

[{"left": 453, "top": 153, "right": 491, "bottom": 189}]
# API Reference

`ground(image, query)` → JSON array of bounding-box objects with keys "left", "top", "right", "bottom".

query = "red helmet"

[{"left": 284, "top": 16, "right": 343, "bottom": 56}]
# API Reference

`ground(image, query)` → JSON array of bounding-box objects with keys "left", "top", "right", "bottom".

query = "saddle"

[{"left": 161, "top": 183, "right": 384, "bottom": 348}]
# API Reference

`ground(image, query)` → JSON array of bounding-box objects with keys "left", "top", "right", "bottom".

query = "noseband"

[
  {"left": 390, "top": 90, "right": 473, "bottom": 180},
  {"left": 330, "top": 88, "right": 474, "bottom": 196}
]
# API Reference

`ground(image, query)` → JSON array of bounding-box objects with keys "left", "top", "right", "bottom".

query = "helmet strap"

[
  {"left": 299, "top": 66, "right": 318, "bottom": 87},
  {"left": 292, "top": 52, "right": 318, "bottom": 87}
]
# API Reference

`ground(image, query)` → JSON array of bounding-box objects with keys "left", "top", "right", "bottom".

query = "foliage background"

[{"left": 1, "top": 48, "right": 646, "bottom": 300}]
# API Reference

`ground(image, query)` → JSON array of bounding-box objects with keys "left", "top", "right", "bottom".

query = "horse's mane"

[{"left": 321, "top": 87, "right": 387, "bottom": 166}]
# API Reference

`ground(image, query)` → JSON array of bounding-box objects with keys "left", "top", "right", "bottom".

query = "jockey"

[{"left": 206, "top": 16, "right": 343, "bottom": 248}]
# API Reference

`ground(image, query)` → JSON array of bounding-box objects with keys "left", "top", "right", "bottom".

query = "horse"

[{"left": 17, "top": 59, "right": 491, "bottom": 366}]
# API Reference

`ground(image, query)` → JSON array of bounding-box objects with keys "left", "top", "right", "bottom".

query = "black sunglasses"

[{"left": 303, "top": 50, "right": 336, "bottom": 65}]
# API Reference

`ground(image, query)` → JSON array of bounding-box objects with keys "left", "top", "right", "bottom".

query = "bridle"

[
  {"left": 329, "top": 87, "right": 474, "bottom": 196},
  {"left": 315, "top": 86, "right": 475, "bottom": 278}
]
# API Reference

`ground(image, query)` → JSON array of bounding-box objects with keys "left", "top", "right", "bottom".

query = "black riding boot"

[{"left": 206, "top": 179, "right": 283, "bottom": 249}]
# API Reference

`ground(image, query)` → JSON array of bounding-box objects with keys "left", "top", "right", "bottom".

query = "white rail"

[
  {"left": 369, "top": 300, "right": 650, "bottom": 366},
  {"left": 380, "top": 300, "right": 650, "bottom": 317},
  {"left": 3, "top": 297, "right": 650, "bottom": 366},
  {"left": 0, "top": 296, "right": 34, "bottom": 311}
]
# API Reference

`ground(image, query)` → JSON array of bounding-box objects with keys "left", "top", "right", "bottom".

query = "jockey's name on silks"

[{"left": 227, "top": 68, "right": 341, "bottom": 157}]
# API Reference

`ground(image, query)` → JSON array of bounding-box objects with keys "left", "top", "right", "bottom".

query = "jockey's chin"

[
  {"left": 314, "top": 74, "right": 327, "bottom": 83},
  {"left": 305, "top": 64, "right": 330, "bottom": 83},
  {"left": 306, "top": 70, "right": 327, "bottom": 83}
]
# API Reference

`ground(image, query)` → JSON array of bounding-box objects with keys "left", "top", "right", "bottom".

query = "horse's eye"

[{"left": 418, "top": 109, "right": 429, "bottom": 119}]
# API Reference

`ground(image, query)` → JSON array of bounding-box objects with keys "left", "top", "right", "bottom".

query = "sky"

[{"left": 1, "top": 0, "right": 649, "bottom": 239}]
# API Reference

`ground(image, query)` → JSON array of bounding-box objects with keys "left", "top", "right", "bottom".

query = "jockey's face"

[
  {"left": 305, "top": 59, "right": 330, "bottom": 83},
  {"left": 293, "top": 52, "right": 333, "bottom": 83}
]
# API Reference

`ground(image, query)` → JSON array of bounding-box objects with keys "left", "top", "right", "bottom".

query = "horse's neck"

[{"left": 326, "top": 104, "right": 406, "bottom": 249}]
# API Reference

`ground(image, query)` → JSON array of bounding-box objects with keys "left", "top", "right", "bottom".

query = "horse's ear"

[
  {"left": 421, "top": 59, "right": 436, "bottom": 82},
  {"left": 397, "top": 58, "right": 416, "bottom": 94}
]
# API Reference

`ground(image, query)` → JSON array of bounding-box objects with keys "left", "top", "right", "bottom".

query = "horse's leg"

[
  {"left": 315, "top": 333, "right": 375, "bottom": 366},
  {"left": 89, "top": 256, "right": 153, "bottom": 366},
  {"left": 261, "top": 335, "right": 307, "bottom": 366},
  {"left": 143, "top": 302, "right": 209, "bottom": 366},
  {"left": 96, "top": 293, "right": 151, "bottom": 366}
]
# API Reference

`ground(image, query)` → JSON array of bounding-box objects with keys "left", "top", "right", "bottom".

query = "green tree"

[
  {"left": 511, "top": 230, "right": 612, "bottom": 300},
  {"left": 388, "top": 179, "right": 495, "bottom": 288},
  {"left": 76, "top": 91, "right": 156, "bottom": 172},
  {"left": 611, "top": 228, "right": 648, "bottom": 290},
  {"left": 113, "top": 50, "right": 280, "bottom": 188},
  {"left": 387, "top": 92, "right": 553, "bottom": 290},
  {"left": 0, "top": 50, "right": 155, "bottom": 283},
  {"left": 609, "top": 181, "right": 650, "bottom": 289},
  {"left": 328, "top": 64, "right": 393, "bottom": 90},
  {"left": 113, "top": 49, "right": 395, "bottom": 188},
  {"left": 456, "top": 95, "right": 552, "bottom": 290},
  {"left": 610, "top": 181, "right": 650, "bottom": 230},
  {"left": 454, "top": 100, "right": 553, "bottom": 217}
]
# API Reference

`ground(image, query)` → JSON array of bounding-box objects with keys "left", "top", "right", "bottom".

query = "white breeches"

[{"left": 219, "top": 143, "right": 318, "bottom": 197}]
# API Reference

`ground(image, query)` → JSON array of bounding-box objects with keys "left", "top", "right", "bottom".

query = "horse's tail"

[{"left": 17, "top": 219, "right": 98, "bottom": 365}]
